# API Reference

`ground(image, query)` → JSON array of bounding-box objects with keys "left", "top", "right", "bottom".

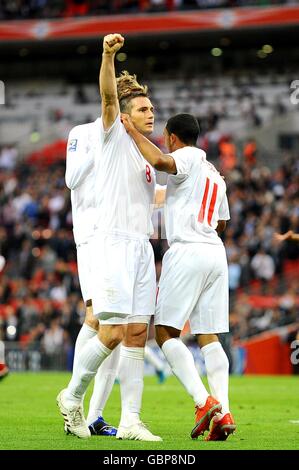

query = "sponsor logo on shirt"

[{"left": 68, "top": 139, "right": 78, "bottom": 152}]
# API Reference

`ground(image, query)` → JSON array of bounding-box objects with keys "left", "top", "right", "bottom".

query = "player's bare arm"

[
  {"left": 216, "top": 220, "right": 226, "bottom": 235},
  {"left": 100, "top": 33, "right": 124, "bottom": 130},
  {"left": 121, "top": 113, "right": 177, "bottom": 174},
  {"left": 154, "top": 187, "right": 166, "bottom": 208},
  {"left": 274, "top": 230, "right": 299, "bottom": 242}
]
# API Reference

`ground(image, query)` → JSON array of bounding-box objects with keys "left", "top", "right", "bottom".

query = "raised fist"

[{"left": 103, "top": 33, "right": 124, "bottom": 55}]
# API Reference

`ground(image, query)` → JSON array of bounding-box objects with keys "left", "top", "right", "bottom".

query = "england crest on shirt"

[{"left": 68, "top": 139, "right": 78, "bottom": 152}]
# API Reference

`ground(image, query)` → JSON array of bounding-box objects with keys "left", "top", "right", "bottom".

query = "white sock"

[
  {"left": 87, "top": 344, "right": 121, "bottom": 425},
  {"left": 64, "top": 336, "right": 111, "bottom": 406},
  {"left": 162, "top": 338, "right": 209, "bottom": 407},
  {"left": 118, "top": 346, "right": 144, "bottom": 427},
  {"left": 73, "top": 323, "right": 97, "bottom": 369},
  {"left": 144, "top": 345, "right": 164, "bottom": 372},
  {"left": 201, "top": 341, "right": 230, "bottom": 415}
]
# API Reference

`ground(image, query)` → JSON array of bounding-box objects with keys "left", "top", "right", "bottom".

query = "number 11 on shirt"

[{"left": 198, "top": 177, "right": 218, "bottom": 226}]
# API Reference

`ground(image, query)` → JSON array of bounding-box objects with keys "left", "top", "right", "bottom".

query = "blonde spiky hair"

[{"left": 116, "top": 71, "right": 148, "bottom": 111}]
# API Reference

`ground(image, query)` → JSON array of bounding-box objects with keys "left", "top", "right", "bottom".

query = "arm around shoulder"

[{"left": 121, "top": 113, "right": 177, "bottom": 174}]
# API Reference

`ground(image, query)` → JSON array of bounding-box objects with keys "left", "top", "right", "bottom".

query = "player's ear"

[{"left": 170, "top": 133, "right": 177, "bottom": 146}]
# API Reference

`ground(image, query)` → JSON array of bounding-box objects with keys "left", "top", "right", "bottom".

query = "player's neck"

[{"left": 172, "top": 143, "right": 192, "bottom": 152}]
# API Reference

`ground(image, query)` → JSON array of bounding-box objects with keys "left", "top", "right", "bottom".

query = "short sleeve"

[
  {"left": 100, "top": 114, "right": 124, "bottom": 145},
  {"left": 65, "top": 125, "right": 94, "bottom": 190},
  {"left": 169, "top": 148, "right": 194, "bottom": 183},
  {"left": 219, "top": 194, "right": 230, "bottom": 221}
]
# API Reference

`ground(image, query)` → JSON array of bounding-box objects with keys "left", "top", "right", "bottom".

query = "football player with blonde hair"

[{"left": 57, "top": 34, "right": 162, "bottom": 442}]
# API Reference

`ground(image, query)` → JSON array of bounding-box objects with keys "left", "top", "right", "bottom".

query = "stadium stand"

[{"left": 1, "top": 70, "right": 298, "bottom": 165}]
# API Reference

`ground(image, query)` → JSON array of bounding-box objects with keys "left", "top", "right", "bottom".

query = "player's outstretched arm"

[
  {"left": 274, "top": 230, "right": 299, "bottom": 242},
  {"left": 100, "top": 33, "right": 124, "bottom": 130},
  {"left": 121, "top": 113, "right": 177, "bottom": 174}
]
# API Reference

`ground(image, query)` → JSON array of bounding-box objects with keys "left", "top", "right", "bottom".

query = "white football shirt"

[
  {"left": 94, "top": 115, "right": 156, "bottom": 238},
  {"left": 165, "top": 146, "right": 230, "bottom": 245},
  {"left": 65, "top": 118, "right": 102, "bottom": 245}
]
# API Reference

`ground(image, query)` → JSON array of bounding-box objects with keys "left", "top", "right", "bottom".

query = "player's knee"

[
  {"left": 99, "top": 325, "right": 124, "bottom": 350},
  {"left": 155, "top": 329, "right": 164, "bottom": 348},
  {"left": 197, "top": 334, "right": 219, "bottom": 349},
  {"left": 109, "top": 328, "right": 124, "bottom": 349},
  {"left": 155, "top": 325, "right": 180, "bottom": 348},
  {"left": 124, "top": 324, "right": 148, "bottom": 347}
]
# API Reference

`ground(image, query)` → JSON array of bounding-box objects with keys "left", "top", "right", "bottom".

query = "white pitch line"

[{"left": 289, "top": 420, "right": 299, "bottom": 424}]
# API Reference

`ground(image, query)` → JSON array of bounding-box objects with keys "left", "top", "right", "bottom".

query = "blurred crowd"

[
  {"left": 0, "top": 156, "right": 81, "bottom": 368},
  {"left": 0, "top": 0, "right": 298, "bottom": 21},
  {"left": 222, "top": 155, "right": 299, "bottom": 339},
  {"left": 0, "top": 137, "right": 298, "bottom": 366}
]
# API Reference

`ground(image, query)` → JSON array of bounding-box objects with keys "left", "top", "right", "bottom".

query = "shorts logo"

[
  {"left": 68, "top": 139, "right": 78, "bottom": 152},
  {"left": 105, "top": 287, "right": 118, "bottom": 303}
]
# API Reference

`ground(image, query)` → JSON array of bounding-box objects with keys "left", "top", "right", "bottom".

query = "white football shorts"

[
  {"left": 76, "top": 240, "right": 92, "bottom": 303},
  {"left": 155, "top": 242, "right": 229, "bottom": 334},
  {"left": 90, "top": 230, "right": 156, "bottom": 321}
]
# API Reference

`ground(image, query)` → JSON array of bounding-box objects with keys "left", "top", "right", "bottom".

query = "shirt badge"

[{"left": 68, "top": 139, "right": 78, "bottom": 152}]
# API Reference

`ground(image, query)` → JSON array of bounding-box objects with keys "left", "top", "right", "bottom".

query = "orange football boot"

[
  {"left": 205, "top": 412, "right": 236, "bottom": 441},
  {"left": 191, "top": 396, "right": 222, "bottom": 439}
]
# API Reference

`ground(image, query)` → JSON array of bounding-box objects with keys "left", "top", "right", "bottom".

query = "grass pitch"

[{"left": 0, "top": 372, "right": 298, "bottom": 450}]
